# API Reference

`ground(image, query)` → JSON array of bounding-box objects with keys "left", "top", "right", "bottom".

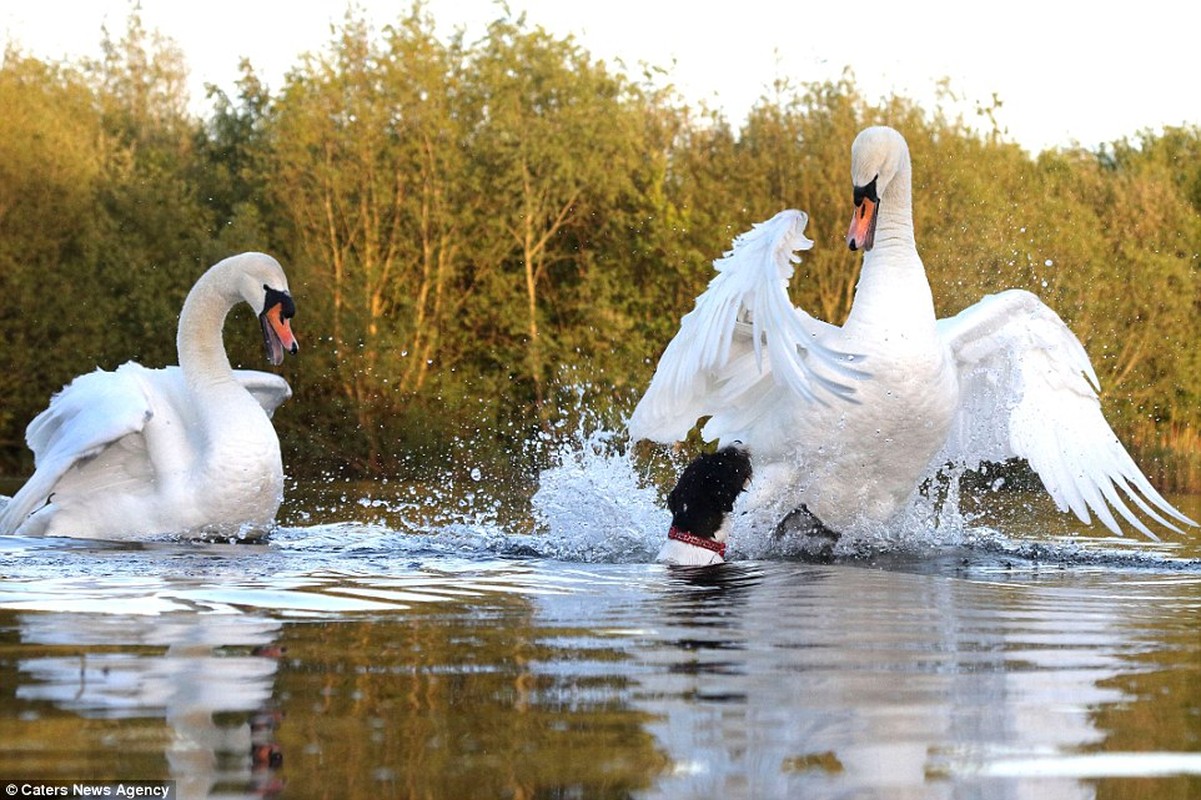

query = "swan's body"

[
  {"left": 630, "top": 126, "right": 1192, "bottom": 539},
  {"left": 0, "top": 252, "right": 299, "bottom": 540}
]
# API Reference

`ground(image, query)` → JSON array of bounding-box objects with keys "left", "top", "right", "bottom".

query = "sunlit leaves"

[{"left": 1, "top": 5, "right": 1200, "bottom": 487}]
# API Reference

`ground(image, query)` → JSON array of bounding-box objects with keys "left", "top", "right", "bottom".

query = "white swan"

[
  {"left": 629, "top": 126, "right": 1193, "bottom": 539},
  {"left": 0, "top": 252, "right": 299, "bottom": 540}
]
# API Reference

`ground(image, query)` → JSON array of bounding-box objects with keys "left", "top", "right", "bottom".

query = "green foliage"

[
  {"left": 2, "top": 5, "right": 1200, "bottom": 492},
  {"left": 0, "top": 51, "right": 107, "bottom": 445}
]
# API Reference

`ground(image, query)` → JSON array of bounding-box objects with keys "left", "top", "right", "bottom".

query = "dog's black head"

[{"left": 667, "top": 446, "right": 753, "bottom": 539}]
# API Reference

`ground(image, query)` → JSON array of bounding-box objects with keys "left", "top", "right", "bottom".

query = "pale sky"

[{"left": 2, "top": 0, "right": 1198, "bottom": 154}]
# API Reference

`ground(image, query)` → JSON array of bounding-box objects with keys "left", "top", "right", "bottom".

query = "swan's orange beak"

[
  {"left": 846, "top": 195, "right": 878, "bottom": 252},
  {"left": 847, "top": 175, "right": 880, "bottom": 252},
  {"left": 259, "top": 287, "right": 298, "bottom": 366}
]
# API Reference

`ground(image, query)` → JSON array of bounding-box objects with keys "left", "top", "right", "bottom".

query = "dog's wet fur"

[{"left": 668, "top": 446, "right": 753, "bottom": 539}]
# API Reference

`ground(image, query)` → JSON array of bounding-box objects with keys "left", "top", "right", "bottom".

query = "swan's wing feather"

[
  {"left": 0, "top": 365, "right": 153, "bottom": 534},
  {"left": 25, "top": 365, "right": 154, "bottom": 469},
  {"left": 937, "top": 289, "right": 1191, "bottom": 538},
  {"left": 232, "top": 370, "right": 293, "bottom": 417},
  {"left": 629, "top": 209, "right": 861, "bottom": 443}
]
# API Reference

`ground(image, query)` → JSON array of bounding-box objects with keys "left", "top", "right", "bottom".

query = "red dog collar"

[{"left": 667, "top": 526, "right": 726, "bottom": 558}]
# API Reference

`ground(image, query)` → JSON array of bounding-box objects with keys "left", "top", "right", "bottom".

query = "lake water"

[{"left": 1, "top": 437, "right": 1199, "bottom": 799}]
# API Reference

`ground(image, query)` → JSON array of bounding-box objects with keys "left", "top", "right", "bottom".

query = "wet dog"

[{"left": 658, "top": 446, "right": 753, "bottom": 566}]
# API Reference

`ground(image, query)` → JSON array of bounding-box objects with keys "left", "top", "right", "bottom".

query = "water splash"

[
  {"left": 274, "top": 397, "right": 670, "bottom": 564},
  {"left": 5, "top": 391, "right": 1195, "bottom": 573},
  {"left": 528, "top": 420, "right": 667, "bottom": 563}
]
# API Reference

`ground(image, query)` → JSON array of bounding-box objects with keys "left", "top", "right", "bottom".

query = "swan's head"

[
  {"left": 233, "top": 253, "right": 300, "bottom": 367},
  {"left": 846, "top": 126, "right": 910, "bottom": 252}
]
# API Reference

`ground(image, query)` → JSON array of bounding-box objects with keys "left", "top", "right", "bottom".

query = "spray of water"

[
  {"left": 528, "top": 423, "right": 667, "bottom": 562},
  {"left": 264, "top": 385, "right": 1200, "bottom": 571}
]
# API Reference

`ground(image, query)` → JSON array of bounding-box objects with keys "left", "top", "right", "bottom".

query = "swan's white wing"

[
  {"left": 937, "top": 289, "right": 1192, "bottom": 539},
  {"left": 233, "top": 370, "right": 292, "bottom": 418},
  {"left": 629, "top": 209, "right": 860, "bottom": 443},
  {"left": 123, "top": 367, "right": 289, "bottom": 417},
  {"left": 0, "top": 365, "right": 153, "bottom": 535}
]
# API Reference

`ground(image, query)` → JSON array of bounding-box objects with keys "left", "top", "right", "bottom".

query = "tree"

[
  {"left": 192, "top": 61, "right": 277, "bottom": 254},
  {"left": 0, "top": 51, "right": 108, "bottom": 448},
  {"left": 2, "top": 4, "right": 1198, "bottom": 491},
  {"left": 84, "top": 10, "right": 214, "bottom": 368},
  {"left": 458, "top": 14, "right": 648, "bottom": 423},
  {"left": 268, "top": 8, "right": 471, "bottom": 470}
]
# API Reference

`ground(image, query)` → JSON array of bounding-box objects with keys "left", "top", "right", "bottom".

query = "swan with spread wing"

[
  {"left": 629, "top": 126, "right": 1192, "bottom": 540},
  {"left": 0, "top": 252, "right": 299, "bottom": 540}
]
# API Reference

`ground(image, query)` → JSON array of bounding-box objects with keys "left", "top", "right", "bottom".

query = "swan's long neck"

[
  {"left": 844, "top": 157, "right": 936, "bottom": 341},
  {"left": 177, "top": 263, "right": 242, "bottom": 392},
  {"left": 870, "top": 163, "right": 916, "bottom": 254},
  {"left": 171, "top": 257, "right": 284, "bottom": 517}
]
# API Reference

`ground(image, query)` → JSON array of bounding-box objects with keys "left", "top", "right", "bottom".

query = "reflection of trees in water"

[
  {"left": 3, "top": 561, "right": 1196, "bottom": 798},
  {"left": 0, "top": 610, "right": 286, "bottom": 798},
  {"left": 272, "top": 592, "right": 669, "bottom": 798},
  {"left": 634, "top": 564, "right": 1201, "bottom": 798},
  {"left": 1090, "top": 600, "right": 1201, "bottom": 800}
]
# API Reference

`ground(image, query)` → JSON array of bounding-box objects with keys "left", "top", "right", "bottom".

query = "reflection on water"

[
  {"left": 642, "top": 564, "right": 1201, "bottom": 799},
  {"left": 5, "top": 613, "right": 285, "bottom": 797},
  {"left": 0, "top": 487, "right": 1199, "bottom": 799},
  {"left": 269, "top": 593, "right": 668, "bottom": 798}
]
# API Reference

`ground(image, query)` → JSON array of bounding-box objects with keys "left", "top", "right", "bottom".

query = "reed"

[{"left": 1126, "top": 420, "right": 1201, "bottom": 495}]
